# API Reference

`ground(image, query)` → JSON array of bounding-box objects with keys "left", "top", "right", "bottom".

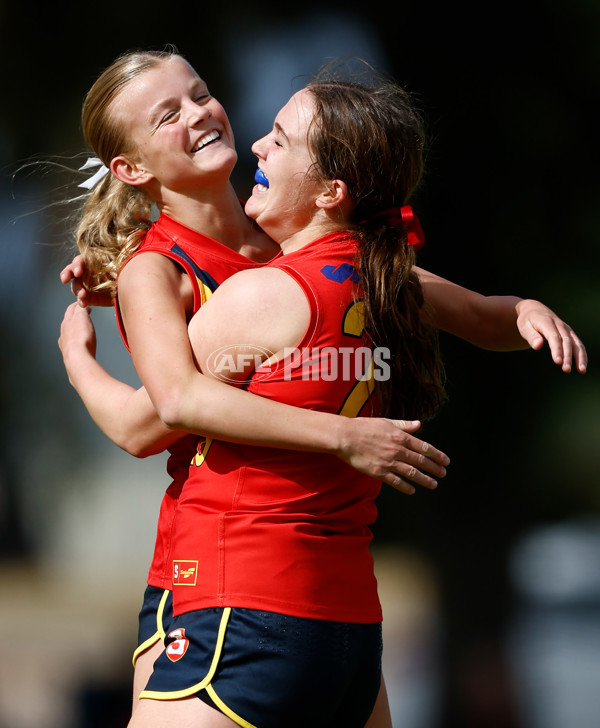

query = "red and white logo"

[{"left": 165, "top": 627, "right": 189, "bottom": 662}]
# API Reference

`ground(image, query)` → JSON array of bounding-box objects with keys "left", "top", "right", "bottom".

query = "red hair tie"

[{"left": 365, "top": 205, "right": 425, "bottom": 250}]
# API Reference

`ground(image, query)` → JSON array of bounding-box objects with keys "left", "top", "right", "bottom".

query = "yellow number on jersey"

[{"left": 338, "top": 300, "right": 375, "bottom": 418}]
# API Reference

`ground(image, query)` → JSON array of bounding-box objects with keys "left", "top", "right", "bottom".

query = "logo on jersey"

[
  {"left": 165, "top": 627, "right": 189, "bottom": 662},
  {"left": 192, "top": 437, "right": 213, "bottom": 468},
  {"left": 320, "top": 263, "right": 360, "bottom": 283},
  {"left": 173, "top": 560, "right": 198, "bottom": 586}
]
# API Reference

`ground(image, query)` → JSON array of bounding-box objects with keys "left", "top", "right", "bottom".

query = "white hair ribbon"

[{"left": 78, "top": 157, "right": 110, "bottom": 190}]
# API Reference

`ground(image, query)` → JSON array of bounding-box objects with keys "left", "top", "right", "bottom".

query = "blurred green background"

[{"left": 0, "top": 1, "right": 598, "bottom": 727}]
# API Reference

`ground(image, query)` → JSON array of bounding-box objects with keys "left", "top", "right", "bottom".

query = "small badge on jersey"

[
  {"left": 320, "top": 262, "right": 360, "bottom": 283},
  {"left": 165, "top": 627, "right": 189, "bottom": 662},
  {"left": 173, "top": 560, "right": 198, "bottom": 586}
]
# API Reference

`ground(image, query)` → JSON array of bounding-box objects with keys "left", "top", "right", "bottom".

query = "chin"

[{"left": 243, "top": 198, "right": 260, "bottom": 220}]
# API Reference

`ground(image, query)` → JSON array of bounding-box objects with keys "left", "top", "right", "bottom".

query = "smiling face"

[
  {"left": 108, "top": 56, "right": 237, "bottom": 197},
  {"left": 245, "top": 89, "right": 335, "bottom": 251}
]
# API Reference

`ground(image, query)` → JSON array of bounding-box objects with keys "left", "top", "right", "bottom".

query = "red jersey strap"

[
  {"left": 270, "top": 263, "right": 321, "bottom": 353},
  {"left": 113, "top": 211, "right": 278, "bottom": 353}
]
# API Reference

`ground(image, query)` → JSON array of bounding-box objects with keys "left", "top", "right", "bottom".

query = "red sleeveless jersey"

[
  {"left": 171, "top": 231, "right": 384, "bottom": 623},
  {"left": 115, "top": 213, "right": 277, "bottom": 590}
]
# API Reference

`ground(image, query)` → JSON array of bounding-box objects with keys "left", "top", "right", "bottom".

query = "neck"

[
  {"left": 158, "top": 184, "right": 278, "bottom": 262},
  {"left": 278, "top": 218, "right": 345, "bottom": 255}
]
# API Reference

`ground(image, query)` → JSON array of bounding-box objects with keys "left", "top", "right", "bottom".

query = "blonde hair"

[{"left": 76, "top": 49, "right": 178, "bottom": 297}]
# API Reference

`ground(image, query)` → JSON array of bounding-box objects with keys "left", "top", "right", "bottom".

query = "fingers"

[
  {"left": 63, "top": 301, "right": 79, "bottom": 319},
  {"left": 418, "top": 439, "right": 451, "bottom": 468},
  {"left": 59, "top": 265, "right": 75, "bottom": 284},
  {"left": 392, "top": 445, "right": 448, "bottom": 479},
  {"left": 388, "top": 422, "right": 450, "bottom": 468},
  {"left": 558, "top": 327, "right": 588, "bottom": 374},
  {"left": 59, "top": 303, "right": 95, "bottom": 359},
  {"left": 559, "top": 331, "right": 573, "bottom": 373},
  {"left": 381, "top": 472, "right": 417, "bottom": 495},
  {"left": 547, "top": 326, "right": 588, "bottom": 374},
  {"left": 73, "top": 285, "right": 114, "bottom": 308},
  {"left": 61, "top": 301, "right": 91, "bottom": 328},
  {"left": 59, "top": 256, "right": 84, "bottom": 284},
  {"left": 519, "top": 320, "right": 545, "bottom": 351},
  {"left": 377, "top": 429, "right": 450, "bottom": 495},
  {"left": 573, "top": 336, "right": 588, "bottom": 373},
  {"left": 546, "top": 323, "right": 568, "bottom": 368},
  {"left": 391, "top": 419, "right": 422, "bottom": 433},
  {"left": 525, "top": 315, "right": 588, "bottom": 374},
  {"left": 70, "top": 277, "right": 87, "bottom": 299},
  {"left": 342, "top": 418, "right": 450, "bottom": 493},
  {"left": 530, "top": 319, "right": 564, "bottom": 363},
  {"left": 380, "top": 460, "right": 441, "bottom": 495}
]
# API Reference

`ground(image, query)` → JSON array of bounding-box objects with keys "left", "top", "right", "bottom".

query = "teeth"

[{"left": 192, "top": 130, "right": 220, "bottom": 152}]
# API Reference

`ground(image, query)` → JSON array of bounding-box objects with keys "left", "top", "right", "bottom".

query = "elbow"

[
  {"left": 151, "top": 373, "right": 212, "bottom": 432},
  {"left": 117, "top": 423, "right": 181, "bottom": 459},
  {"left": 154, "top": 392, "right": 188, "bottom": 432},
  {"left": 118, "top": 434, "right": 158, "bottom": 459},
  {"left": 123, "top": 440, "right": 156, "bottom": 459},
  {"left": 99, "top": 424, "right": 156, "bottom": 459}
]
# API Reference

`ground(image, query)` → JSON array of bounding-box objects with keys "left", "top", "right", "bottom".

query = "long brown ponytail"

[{"left": 306, "top": 70, "right": 446, "bottom": 420}]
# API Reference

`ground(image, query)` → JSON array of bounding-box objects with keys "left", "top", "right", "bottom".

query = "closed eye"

[
  {"left": 158, "top": 108, "right": 180, "bottom": 125},
  {"left": 273, "top": 122, "right": 288, "bottom": 148}
]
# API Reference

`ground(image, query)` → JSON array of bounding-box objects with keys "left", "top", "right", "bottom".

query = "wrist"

[
  {"left": 328, "top": 415, "right": 364, "bottom": 462},
  {"left": 62, "top": 344, "right": 96, "bottom": 384},
  {"left": 515, "top": 298, "right": 539, "bottom": 316},
  {"left": 290, "top": 408, "right": 348, "bottom": 456},
  {"left": 320, "top": 412, "right": 349, "bottom": 457}
]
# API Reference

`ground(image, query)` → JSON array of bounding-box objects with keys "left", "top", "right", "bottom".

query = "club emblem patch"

[
  {"left": 173, "top": 560, "right": 198, "bottom": 586},
  {"left": 165, "top": 627, "right": 189, "bottom": 662}
]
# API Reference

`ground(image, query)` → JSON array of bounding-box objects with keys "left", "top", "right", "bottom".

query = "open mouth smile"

[{"left": 192, "top": 130, "right": 221, "bottom": 153}]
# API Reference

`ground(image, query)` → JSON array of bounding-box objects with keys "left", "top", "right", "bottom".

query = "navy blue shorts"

[
  {"left": 141, "top": 607, "right": 382, "bottom": 728},
  {"left": 133, "top": 585, "right": 173, "bottom": 666}
]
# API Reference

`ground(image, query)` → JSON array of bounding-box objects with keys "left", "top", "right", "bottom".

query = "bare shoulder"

[
  {"left": 209, "top": 267, "right": 307, "bottom": 322},
  {"left": 218, "top": 265, "right": 304, "bottom": 300},
  {"left": 118, "top": 251, "right": 182, "bottom": 288},
  {"left": 117, "top": 251, "right": 193, "bottom": 314},
  {"left": 190, "top": 265, "right": 310, "bottom": 361}
]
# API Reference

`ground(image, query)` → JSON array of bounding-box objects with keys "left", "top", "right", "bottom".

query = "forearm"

[
  {"left": 155, "top": 370, "right": 347, "bottom": 455},
  {"left": 64, "top": 335, "right": 346, "bottom": 458},
  {"left": 118, "top": 258, "right": 450, "bottom": 486},
  {"left": 63, "top": 348, "right": 183, "bottom": 456},
  {"left": 417, "top": 267, "right": 528, "bottom": 350},
  {"left": 125, "top": 263, "right": 347, "bottom": 455},
  {"left": 417, "top": 268, "right": 587, "bottom": 370},
  {"left": 462, "top": 294, "right": 529, "bottom": 350}
]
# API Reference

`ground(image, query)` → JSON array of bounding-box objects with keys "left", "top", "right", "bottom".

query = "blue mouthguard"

[{"left": 254, "top": 168, "right": 269, "bottom": 188}]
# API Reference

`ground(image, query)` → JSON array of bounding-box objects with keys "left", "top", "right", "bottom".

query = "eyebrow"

[
  {"left": 147, "top": 79, "right": 207, "bottom": 127},
  {"left": 148, "top": 98, "right": 176, "bottom": 127},
  {"left": 274, "top": 121, "right": 289, "bottom": 144}
]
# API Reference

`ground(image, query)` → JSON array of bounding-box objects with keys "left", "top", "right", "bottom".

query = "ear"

[
  {"left": 110, "top": 155, "right": 153, "bottom": 187},
  {"left": 315, "top": 179, "right": 348, "bottom": 211}
]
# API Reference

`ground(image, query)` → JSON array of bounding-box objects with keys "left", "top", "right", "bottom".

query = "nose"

[
  {"left": 186, "top": 98, "right": 211, "bottom": 127},
  {"left": 251, "top": 135, "right": 267, "bottom": 159}
]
